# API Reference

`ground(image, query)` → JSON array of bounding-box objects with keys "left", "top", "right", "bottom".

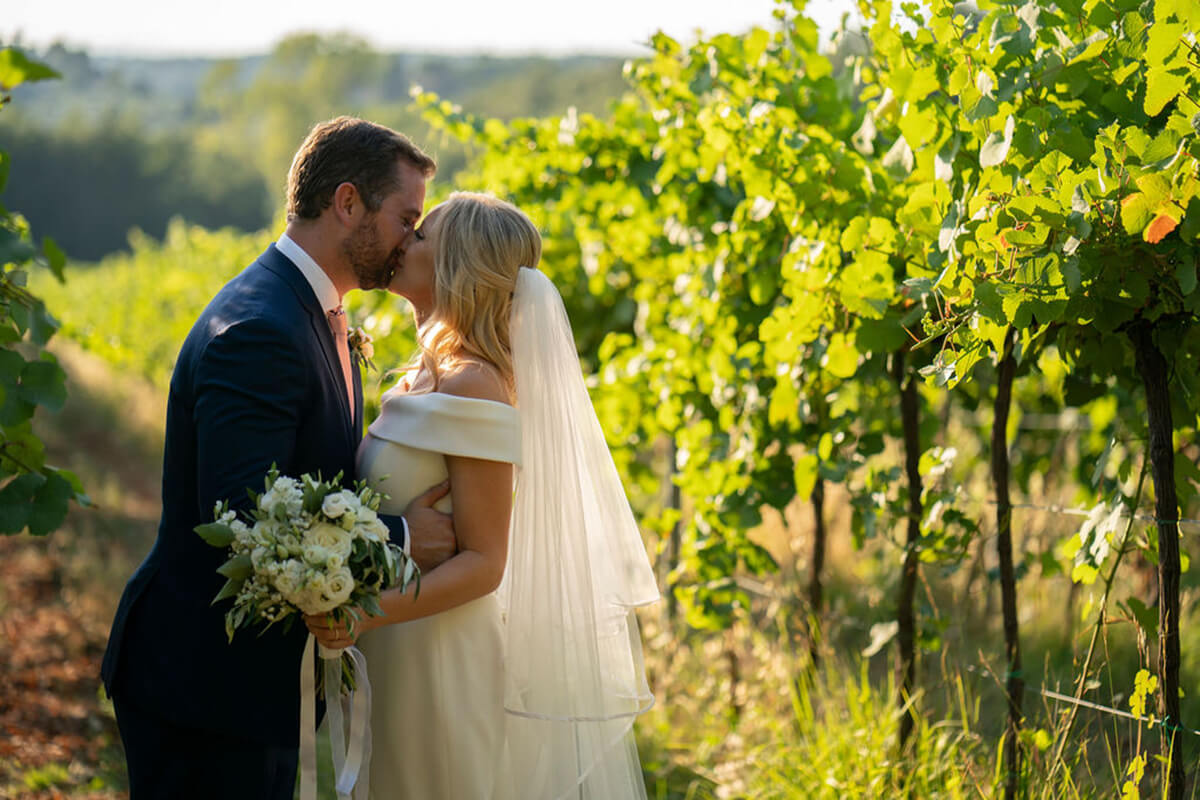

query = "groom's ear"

[{"left": 331, "top": 182, "right": 363, "bottom": 227}]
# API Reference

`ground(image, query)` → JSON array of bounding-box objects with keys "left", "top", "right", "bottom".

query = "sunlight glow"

[{"left": 6, "top": 0, "right": 858, "bottom": 57}]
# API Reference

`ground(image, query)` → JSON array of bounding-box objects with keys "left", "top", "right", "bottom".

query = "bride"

[{"left": 306, "top": 192, "right": 660, "bottom": 799}]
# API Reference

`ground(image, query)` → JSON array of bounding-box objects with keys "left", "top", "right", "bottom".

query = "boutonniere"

[{"left": 348, "top": 327, "right": 376, "bottom": 372}]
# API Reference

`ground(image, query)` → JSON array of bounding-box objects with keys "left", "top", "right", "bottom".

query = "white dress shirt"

[
  {"left": 273, "top": 231, "right": 412, "bottom": 552},
  {"left": 276, "top": 232, "right": 340, "bottom": 312}
]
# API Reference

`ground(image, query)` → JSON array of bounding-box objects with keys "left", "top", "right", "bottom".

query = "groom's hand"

[{"left": 404, "top": 480, "right": 456, "bottom": 572}]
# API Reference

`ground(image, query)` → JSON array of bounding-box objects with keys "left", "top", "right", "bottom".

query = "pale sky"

[{"left": 4, "top": 0, "right": 860, "bottom": 57}]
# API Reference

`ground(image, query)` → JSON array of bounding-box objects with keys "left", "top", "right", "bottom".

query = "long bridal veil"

[{"left": 500, "top": 266, "right": 660, "bottom": 799}]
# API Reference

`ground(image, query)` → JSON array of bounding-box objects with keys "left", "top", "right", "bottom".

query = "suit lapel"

[
  {"left": 353, "top": 360, "right": 364, "bottom": 440},
  {"left": 259, "top": 245, "right": 356, "bottom": 439}
]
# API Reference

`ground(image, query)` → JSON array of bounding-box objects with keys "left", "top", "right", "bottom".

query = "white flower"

[
  {"left": 362, "top": 518, "right": 389, "bottom": 543},
  {"left": 296, "top": 585, "right": 336, "bottom": 615},
  {"left": 308, "top": 521, "right": 353, "bottom": 558},
  {"left": 322, "top": 493, "right": 351, "bottom": 519},
  {"left": 260, "top": 477, "right": 303, "bottom": 518},
  {"left": 273, "top": 559, "right": 306, "bottom": 603},
  {"left": 251, "top": 546, "right": 271, "bottom": 570},
  {"left": 251, "top": 519, "right": 281, "bottom": 546},
  {"left": 323, "top": 567, "right": 355, "bottom": 607},
  {"left": 277, "top": 532, "right": 302, "bottom": 555},
  {"left": 303, "top": 544, "right": 333, "bottom": 567},
  {"left": 305, "top": 569, "right": 329, "bottom": 595}
]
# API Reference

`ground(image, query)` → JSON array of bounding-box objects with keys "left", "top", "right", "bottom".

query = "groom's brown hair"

[{"left": 286, "top": 116, "right": 436, "bottom": 222}]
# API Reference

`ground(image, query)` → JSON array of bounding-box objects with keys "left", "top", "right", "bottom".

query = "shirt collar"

[{"left": 276, "top": 232, "right": 341, "bottom": 313}]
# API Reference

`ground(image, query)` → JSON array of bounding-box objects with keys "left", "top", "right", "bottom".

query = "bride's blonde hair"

[{"left": 415, "top": 192, "right": 541, "bottom": 395}]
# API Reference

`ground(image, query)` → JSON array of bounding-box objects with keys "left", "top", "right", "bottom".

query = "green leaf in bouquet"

[
  {"left": 195, "top": 521, "right": 236, "bottom": 547},
  {"left": 358, "top": 593, "right": 384, "bottom": 618},
  {"left": 402, "top": 556, "right": 421, "bottom": 597},
  {"left": 212, "top": 577, "right": 242, "bottom": 604},
  {"left": 301, "top": 479, "right": 324, "bottom": 515},
  {"left": 217, "top": 553, "right": 253, "bottom": 580}
]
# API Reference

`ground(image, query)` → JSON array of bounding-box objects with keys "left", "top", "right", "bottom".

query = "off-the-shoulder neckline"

[{"left": 382, "top": 387, "right": 516, "bottom": 412}]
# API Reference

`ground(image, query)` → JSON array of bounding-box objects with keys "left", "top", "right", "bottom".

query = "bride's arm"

[
  {"left": 369, "top": 446, "right": 512, "bottom": 627},
  {"left": 307, "top": 363, "right": 513, "bottom": 644}
]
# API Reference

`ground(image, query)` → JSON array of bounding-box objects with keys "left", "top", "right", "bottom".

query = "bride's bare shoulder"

[{"left": 439, "top": 359, "right": 511, "bottom": 406}]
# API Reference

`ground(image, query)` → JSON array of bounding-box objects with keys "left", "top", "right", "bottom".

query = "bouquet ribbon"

[{"left": 299, "top": 633, "right": 373, "bottom": 800}]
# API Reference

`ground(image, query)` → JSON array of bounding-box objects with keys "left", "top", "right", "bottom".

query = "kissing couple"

[{"left": 101, "top": 116, "right": 660, "bottom": 799}]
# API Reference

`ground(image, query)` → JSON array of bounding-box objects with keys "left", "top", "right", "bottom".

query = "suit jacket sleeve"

[
  {"left": 192, "top": 318, "right": 310, "bottom": 516},
  {"left": 377, "top": 512, "right": 409, "bottom": 551}
]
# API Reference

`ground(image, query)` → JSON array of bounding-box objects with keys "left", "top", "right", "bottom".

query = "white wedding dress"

[
  {"left": 355, "top": 382, "right": 654, "bottom": 800},
  {"left": 356, "top": 388, "right": 520, "bottom": 800}
]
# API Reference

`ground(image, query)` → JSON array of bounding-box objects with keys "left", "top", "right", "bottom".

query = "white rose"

[
  {"left": 322, "top": 493, "right": 351, "bottom": 519},
  {"left": 326, "top": 552, "right": 344, "bottom": 571},
  {"left": 297, "top": 585, "right": 336, "bottom": 615},
  {"left": 362, "top": 518, "right": 389, "bottom": 543},
  {"left": 308, "top": 522, "right": 353, "bottom": 558},
  {"left": 357, "top": 507, "right": 377, "bottom": 525},
  {"left": 303, "top": 544, "right": 332, "bottom": 566},
  {"left": 323, "top": 567, "right": 355, "bottom": 608}
]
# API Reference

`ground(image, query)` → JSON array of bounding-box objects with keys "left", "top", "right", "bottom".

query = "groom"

[{"left": 100, "top": 117, "right": 456, "bottom": 800}]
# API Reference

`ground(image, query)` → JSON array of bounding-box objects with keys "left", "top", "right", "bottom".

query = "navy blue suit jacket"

[{"left": 101, "top": 244, "right": 402, "bottom": 746}]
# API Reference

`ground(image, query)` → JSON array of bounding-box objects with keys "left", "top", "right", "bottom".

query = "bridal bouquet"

[
  {"left": 197, "top": 466, "right": 412, "bottom": 799},
  {"left": 195, "top": 466, "right": 418, "bottom": 659}
]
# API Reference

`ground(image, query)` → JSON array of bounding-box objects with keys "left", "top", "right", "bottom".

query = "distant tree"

[{"left": 1, "top": 119, "right": 271, "bottom": 260}]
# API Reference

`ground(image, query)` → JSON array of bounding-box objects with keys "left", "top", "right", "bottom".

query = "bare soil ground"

[{"left": 0, "top": 342, "right": 164, "bottom": 799}]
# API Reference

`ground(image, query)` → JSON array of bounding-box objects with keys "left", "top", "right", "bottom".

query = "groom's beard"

[{"left": 344, "top": 217, "right": 401, "bottom": 290}]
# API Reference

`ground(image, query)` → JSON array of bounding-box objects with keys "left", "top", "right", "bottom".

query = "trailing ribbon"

[{"left": 299, "top": 634, "right": 373, "bottom": 800}]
